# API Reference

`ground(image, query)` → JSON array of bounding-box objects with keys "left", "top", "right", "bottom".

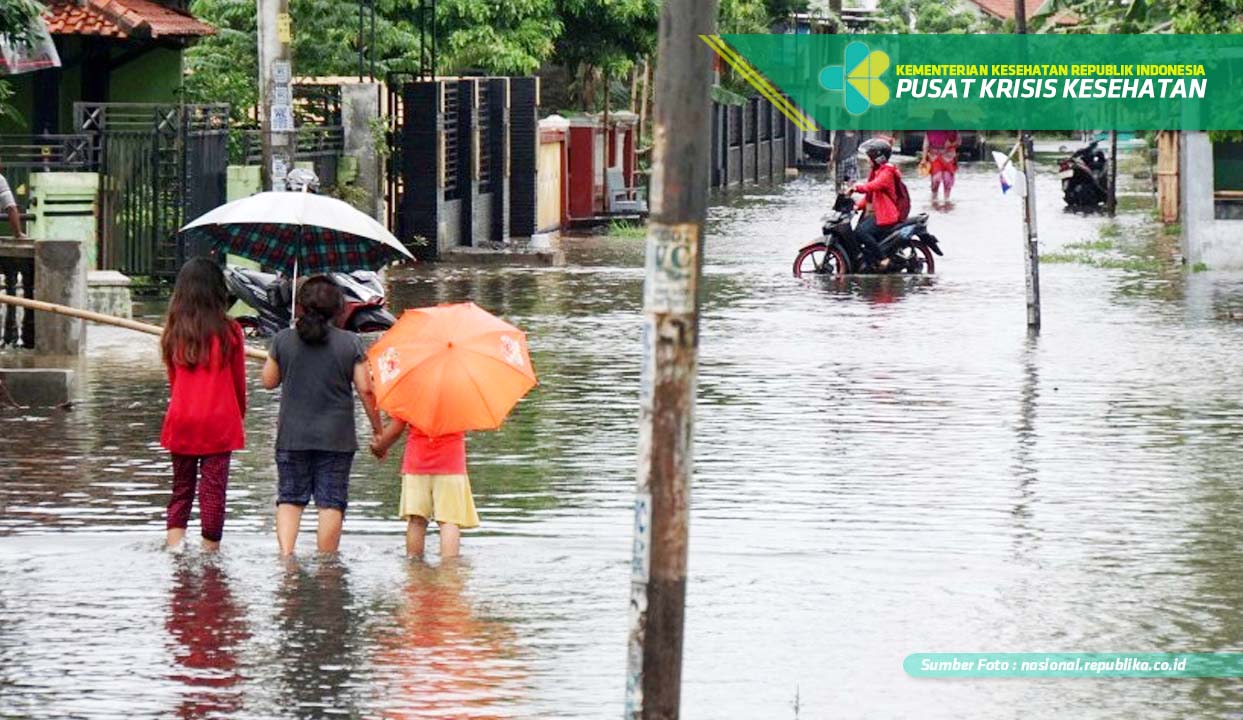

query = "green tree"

[
  {"left": 552, "top": 0, "right": 658, "bottom": 109},
  {"left": 876, "top": 0, "right": 983, "bottom": 33},
  {"left": 437, "top": 0, "right": 562, "bottom": 75},
  {"left": 0, "top": 0, "right": 41, "bottom": 43}
]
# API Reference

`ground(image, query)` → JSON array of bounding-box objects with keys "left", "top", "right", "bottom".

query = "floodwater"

[{"left": 5, "top": 155, "right": 1243, "bottom": 719}]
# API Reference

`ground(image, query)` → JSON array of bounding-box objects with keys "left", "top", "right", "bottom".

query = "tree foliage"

[
  {"left": 1029, "top": 0, "right": 1243, "bottom": 33},
  {"left": 183, "top": 0, "right": 815, "bottom": 116},
  {"left": 876, "top": 0, "right": 989, "bottom": 33},
  {"left": 0, "top": 0, "right": 41, "bottom": 45}
]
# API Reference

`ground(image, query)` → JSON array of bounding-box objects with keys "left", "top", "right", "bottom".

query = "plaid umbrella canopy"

[{"left": 178, "top": 191, "right": 415, "bottom": 275}]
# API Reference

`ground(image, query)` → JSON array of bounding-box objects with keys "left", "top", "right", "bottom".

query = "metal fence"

[
  {"left": 710, "top": 95, "right": 796, "bottom": 190},
  {"left": 74, "top": 103, "right": 230, "bottom": 278},
  {"left": 0, "top": 133, "right": 97, "bottom": 222},
  {"left": 232, "top": 125, "right": 345, "bottom": 187}
]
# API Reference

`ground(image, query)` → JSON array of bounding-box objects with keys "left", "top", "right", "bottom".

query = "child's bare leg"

[
  {"left": 406, "top": 516, "right": 428, "bottom": 557},
  {"left": 202, "top": 539, "right": 221, "bottom": 552},
  {"left": 439, "top": 522, "right": 461, "bottom": 558},
  {"left": 316, "top": 508, "right": 344, "bottom": 553},
  {"left": 166, "top": 527, "right": 186, "bottom": 548},
  {"left": 276, "top": 503, "right": 304, "bottom": 555}
]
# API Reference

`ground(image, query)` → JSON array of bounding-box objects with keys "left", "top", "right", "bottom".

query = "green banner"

[
  {"left": 723, "top": 34, "right": 1243, "bottom": 130},
  {"left": 905, "top": 653, "right": 1243, "bottom": 678}
]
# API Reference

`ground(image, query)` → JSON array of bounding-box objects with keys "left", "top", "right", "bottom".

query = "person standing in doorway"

[{"left": 262, "top": 275, "right": 383, "bottom": 556}]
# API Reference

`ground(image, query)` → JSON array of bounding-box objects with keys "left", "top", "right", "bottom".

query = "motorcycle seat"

[
  {"left": 898, "top": 213, "right": 928, "bottom": 228},
  {"left": 234, "top": 266, "right": 276, "bottom": 284}
]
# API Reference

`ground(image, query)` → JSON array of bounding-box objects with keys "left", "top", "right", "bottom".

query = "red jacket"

[
  {"left": 854, "top": 163, "right": 904, "bottom": 226},
  {"left": 160, "top": 321, "right": 247, "bottom": 456}
]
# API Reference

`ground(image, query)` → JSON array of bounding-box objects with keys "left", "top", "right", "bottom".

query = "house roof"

[
  {"left": 43, "top": 0, "right": 215, "bottom": 39},
  {"left": 964, "top": 0, "right": 1078, "bottom": 26}
]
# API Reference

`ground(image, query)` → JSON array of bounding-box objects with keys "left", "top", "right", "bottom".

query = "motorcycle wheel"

[
  {"left": 898, "top": 243, "right": 936, "bottom": 274},
  {"left": 236, "top": 316, "right": 263, "bottom": 339},
  {"left": 793, "top": 243, "right": 848, "bottom": 277}
]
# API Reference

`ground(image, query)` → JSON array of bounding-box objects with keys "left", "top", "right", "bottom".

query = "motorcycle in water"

[
  {"left": 224, "top": 265, "right": 396, "bottom": 337},
  {"left": 1058, "top": 140, "right": 1110, "bottom": 208},
  {"left": 792, "top": 188, "right": 943, "bottom": 278}
]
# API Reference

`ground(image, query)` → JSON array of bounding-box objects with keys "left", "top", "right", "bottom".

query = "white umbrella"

[
  {"left": 179, "top": 190, "right": 415, "bottom": 323},
  {"left": 181, "top": 191, "right": 412, "bottom": 265}
]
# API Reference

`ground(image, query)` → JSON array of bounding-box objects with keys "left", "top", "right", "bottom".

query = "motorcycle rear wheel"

[
  {"left": 901, "top": 242, "right": 936, "bottom": 274},
  {"left": 793, "top": 243, "right": 849, "bottom": 277}
]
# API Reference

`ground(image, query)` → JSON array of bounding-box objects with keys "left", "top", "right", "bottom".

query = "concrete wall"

[
  {"left": 28, "top": 172, "right": 99, "bottom": 268},
  {"left": 1180, "top": 131, "right": 1243, "bottom": 269},
  {"left": 110, "top": 47, "right": 182, "bottom": 106},
  {"left": 341, "top": 83, "right": 383, "bottom": 221},
  {"left": 34, "top": 239, "right": 87, "bottom": 356},
  {"left": 227, "top": 166, "right": 262, "bottom": 202}
]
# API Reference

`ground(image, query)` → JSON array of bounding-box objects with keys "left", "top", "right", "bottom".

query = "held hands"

[{"left": 370, "top": 429, "right": 387, "bottom": 460}]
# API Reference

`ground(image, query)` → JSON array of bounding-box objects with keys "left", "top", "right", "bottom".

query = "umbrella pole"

[{"left": 290, "top": 251, "right": 298, "bottom": 327}]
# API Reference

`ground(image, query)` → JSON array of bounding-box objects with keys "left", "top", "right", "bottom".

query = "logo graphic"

[
  {"left": 377, "top": 346, "right": 401, "bottom": 384},
  {"left": 500, "top": 335, "right": 525, "bottom": 369},
  {"left": 699, "top": 35, "right": 819, "bottom": 132},
  {"left": 819, "top": 41, "right": 890, "bottom": 115}
]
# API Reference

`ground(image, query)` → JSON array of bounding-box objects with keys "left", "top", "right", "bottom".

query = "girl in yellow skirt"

[{"left": 371, "top": 421, "right": 479, "bottom": 558}]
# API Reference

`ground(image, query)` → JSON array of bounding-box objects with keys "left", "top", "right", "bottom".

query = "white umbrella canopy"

[{"left": 179, "top": 191, "right": 415, "bottom": 275}]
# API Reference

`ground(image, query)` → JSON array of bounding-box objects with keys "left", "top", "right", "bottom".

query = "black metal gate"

[{"left": 75, "top": 103, "right": 229, "bottom": 278}]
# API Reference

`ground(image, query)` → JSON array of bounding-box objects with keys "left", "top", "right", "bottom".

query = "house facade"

[{"left": 4, "top": 0, "right": 214, "bottom": 135}]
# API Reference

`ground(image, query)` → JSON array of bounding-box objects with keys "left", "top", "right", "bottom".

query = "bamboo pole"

[{"left": 0, "top": 294, "right": 269, "bottom": 361}]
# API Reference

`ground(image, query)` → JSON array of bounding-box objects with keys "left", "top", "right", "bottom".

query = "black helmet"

[{"left": 859, "top": 138, "right": 892, "bottom": 164}]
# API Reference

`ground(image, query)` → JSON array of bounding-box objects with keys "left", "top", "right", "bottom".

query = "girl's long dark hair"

[
  {"left": 162, "top": 257, "right": 234, "bottom": 368},
  {"left": 296, "top": 275, "right": 343, "bottom": 345}
]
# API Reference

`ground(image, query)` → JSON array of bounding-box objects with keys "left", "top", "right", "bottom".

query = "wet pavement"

[{"left": 5, "top": 155, "right": 1243, "bottom": 718}]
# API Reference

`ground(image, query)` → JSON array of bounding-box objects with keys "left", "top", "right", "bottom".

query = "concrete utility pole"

[
  {"left": 1015, "top": 0, "right": 1041, "bottom": 330},
  {"left": 258, "top": 0, "right": 295, "bottom": 191},
  {"left": 624, "top": 0, "right": 716, "bottom": 717},
  {"left": 1108, "top": 129, "right": 1118, "bottom": 217}
]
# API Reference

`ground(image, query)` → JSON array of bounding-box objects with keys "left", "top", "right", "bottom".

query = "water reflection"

[
  {"left": 276, "top": 558, "right": 364, "bottom": 716},
  {"left": 376, "top": 560, "right": 524, "bottom": 719},
  {"left": 165, "top": 557, "right": 249, "bottom": 719},
  {"left": 806, "top": 273, "right": 937, "bottom": 305}
]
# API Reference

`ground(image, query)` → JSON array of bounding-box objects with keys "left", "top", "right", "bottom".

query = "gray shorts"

[{"left": 275, "top": 450, "right": 354, "bottom": 511}]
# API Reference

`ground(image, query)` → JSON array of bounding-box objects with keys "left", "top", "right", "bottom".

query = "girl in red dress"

[{"left": 160, "top": 258, "right": 247, "bottom": 551}]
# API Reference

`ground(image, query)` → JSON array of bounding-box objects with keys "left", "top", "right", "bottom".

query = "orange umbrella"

[{"left": 367, "top": 302, "right": 537, "bottom": 435}]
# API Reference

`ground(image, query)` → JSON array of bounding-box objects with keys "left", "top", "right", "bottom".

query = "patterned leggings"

[{"left": 167, "top": 453, "right": 232, "bottom": 542}]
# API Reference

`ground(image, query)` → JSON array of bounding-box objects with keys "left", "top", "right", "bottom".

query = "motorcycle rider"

[{"left": 850, "top": 138, "right": 910, "bottom": 270}]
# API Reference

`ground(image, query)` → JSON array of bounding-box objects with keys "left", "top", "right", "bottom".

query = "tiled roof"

[
  {"left": 43, "top": 1, "right": 127, "bottom": 38},
  {"left": 965, "top": 0, "right": 1078, "bottom": 25},
  {"left": 43, "top": 0, "right": 215, "bottom": 39}
]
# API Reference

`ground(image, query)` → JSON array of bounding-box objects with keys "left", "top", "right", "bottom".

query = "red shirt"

[
  {"left": 854, "top": 163, "right": 904, "bottom": 226},
  {"left": 160, "top": 321, "right": 247, "bottom": 455},
  {"left": 402, "top": 429, "right": 467, "bottom": 475}
]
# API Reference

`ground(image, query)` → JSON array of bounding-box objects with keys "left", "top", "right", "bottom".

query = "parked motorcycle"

[
  {"left": 224, "top": 265, "right": 396, "bottom": 337},
  {"left": 792, "top": 187, "right": 943, "bottom": 277},
  {"left": 1059, "top": 140, "right": 1110, "bottom": 208}
]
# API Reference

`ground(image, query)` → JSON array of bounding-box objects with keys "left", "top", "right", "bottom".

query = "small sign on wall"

[{"left": 276, "top": 13, "right": 292, "bottom": 43}]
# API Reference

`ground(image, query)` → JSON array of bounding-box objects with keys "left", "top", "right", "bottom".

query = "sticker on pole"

[
  {"left": 271, "top": 105, "right": 295, "bottom": 133},
  {"left": 643, "top": 222, "right": 700, "bottom": 314}
]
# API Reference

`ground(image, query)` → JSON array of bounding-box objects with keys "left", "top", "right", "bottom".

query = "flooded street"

[{"left": 6, "top": 156, "right": 1243, "bottom": 718}]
